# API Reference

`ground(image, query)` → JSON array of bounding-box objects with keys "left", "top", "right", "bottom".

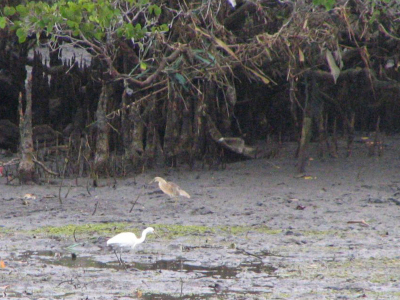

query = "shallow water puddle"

[
  {"left": 141, "top": 293, "right": 213, "bottom": 300},
  {"left": 19, "top": 250, "right": 113, "bottom": 269},
  {"left": 2, "top": 291, "right": 76, "bottom": 299},
  {"left": 135, "top": 259, "right": 275, "bottom": 278},
  {"left": 19, "top": 250, "right": 276, "bottom": 278},
  {"left": 142, "top": 293, "right": 210, "bottom": 300},
  {"left": 142, "top": 288, "right": 272, "bottom": 299}
]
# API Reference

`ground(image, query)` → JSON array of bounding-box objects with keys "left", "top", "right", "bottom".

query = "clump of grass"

[
  {"left": 32, "top": 222, "right": 131, "bottom": 237},
  {"left": 30, "top": 223, "right": 281, "bottom": 239}
]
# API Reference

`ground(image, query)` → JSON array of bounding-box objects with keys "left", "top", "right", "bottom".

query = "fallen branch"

[
  {"left": 129, "top": 185, "right": 145, "bottom": 213},
  {"left": 92, "top": 200, "right": 99, "bottom": 215},
  {"left": 33, "top": 158, "right": 59, "bottom": 176},
  {"left": 0, "top": 158, "right": 19, "bottom": 166},
  {"left": 236, "top": 247, "right": 263, "bottom": 260},
  {"left": 347, "top": 220, "right": 369, "bottom": 227}
]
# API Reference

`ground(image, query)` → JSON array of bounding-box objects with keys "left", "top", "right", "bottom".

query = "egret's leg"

[
  {"left": 113, "top": 250, "right": 121, "bottom": 264},
  {"left": 119, "top": 248, "right": 128, "bottom": 270},
  {"left": 119, "top": 248, "right": 123, "bottom": 264}
]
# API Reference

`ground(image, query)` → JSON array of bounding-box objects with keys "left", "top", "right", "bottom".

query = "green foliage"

[
  {"left": 0, "top": 17, "right": 6, "bottom": 28},
  {"left": 1, "top": 0, "right": 167, "bottom": 43},
  {"left": 4, "top": 6, "right": 16, "bottom": 16},
  {"left": 313, "top": 0, "right": 335, "bottom": 10},
  {"left": 16, "top": 27, "right": 27, "bottom": 43},
  {"left": 117, "top": 22, "right": 146, "bottom": 39},
  {"left": 151, "top": 23, "right": 168, "bottom": 33},
  {"left": 148, "top": 4, "right": 161, "bottom": 16}
]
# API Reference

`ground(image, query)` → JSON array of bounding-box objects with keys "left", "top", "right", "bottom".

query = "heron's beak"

[{"left": 148, "top": 178, "right": 155, "bottom": 184}]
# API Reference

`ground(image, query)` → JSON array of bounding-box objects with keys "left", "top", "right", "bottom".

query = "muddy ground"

[{"left": 1, "top": 137, "right": 400, "bottom": 299}]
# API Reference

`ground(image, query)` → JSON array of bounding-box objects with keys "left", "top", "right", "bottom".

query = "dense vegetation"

[{"left": 1, "top": 0, "right": 400, "bottom": 181}]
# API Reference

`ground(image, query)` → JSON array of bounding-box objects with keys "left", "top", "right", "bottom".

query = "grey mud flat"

[{"left": 1, "top": 137, "right": 400, "bottom": 299}]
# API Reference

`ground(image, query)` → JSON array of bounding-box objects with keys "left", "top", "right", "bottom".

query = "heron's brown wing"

[
  {"left": 162, "top": 181, "right": 190, "bottom": 198},
  {"left": 178, "top": 189, "right": 191, "bottom": 198},
  {"left": 167, "top": 182, "right": 180, "bottom": 195}
]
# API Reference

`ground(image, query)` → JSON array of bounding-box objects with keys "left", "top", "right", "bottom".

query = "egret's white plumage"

[{"left": 107, "top": 227, "right": 155, "bottom": 267}]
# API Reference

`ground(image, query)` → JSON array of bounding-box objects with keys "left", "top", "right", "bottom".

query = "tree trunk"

[
  {"left": 18, "top": 76, "right": 36, "bottom": 184},
  {"left": 130, "top": 100, "right": 144, "bottom": 157},
  {"left": 121, "top": 89, "right": 131, "bottom": 153},
  {"left": 164, "top": 93, "right": 180, "bottom": 166},
  {"left": 297, "top": 112, "right": 312, "bottom": 173},
  {"left": 346, "top": 111, "right": 355, "bottom": 157},
  {"left": 94, "top": 83, "right": 112, "bottom": 175},
  {"left": 297, "top": 77, "right": 312, "bottom": 174}
]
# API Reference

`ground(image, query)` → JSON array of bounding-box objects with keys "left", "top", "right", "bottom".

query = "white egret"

[{"left": 107, "top": 227, "right": 155, "bottom": 267}]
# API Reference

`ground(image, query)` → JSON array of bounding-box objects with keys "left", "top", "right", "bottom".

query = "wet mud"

[{"left": 1, "top": 138, "right": 400, "bottom": 299}]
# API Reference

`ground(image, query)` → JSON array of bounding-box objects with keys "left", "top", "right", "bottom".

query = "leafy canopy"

[{"left": 0, "top": 0, "right": 166, "bottom": 43}]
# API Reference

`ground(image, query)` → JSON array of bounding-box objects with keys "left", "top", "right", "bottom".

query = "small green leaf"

[
  {"left": 154, "top": 6, "right": 161, "bottom": 16},
  {"left": 174, "top": 73, "right": 187, "bottom": 88},
  {"left": 16, "top": 4, "right": 28, "bottom": 16},
  {"left": 194, "top": 54, "right": 211, "bottom": 65},
  {"left": 89, "top": 15, "right": 99, "bottom": 23},
  {"left": 116, "top": 27, "right": 124, "bottom": 37},
  {"left": 37, "top": 20, "right": 46, "bottom": 29},
  {"left": 159, "top": 24, "right": 169, "bottom": 32},
  {"left": 83, "top": 3, "right": 95, "bottom": 12},
  {"left": 29, "top": 16, "right": 38, "bottom": 23},
  {"left": 67, "top": 20, "right": 78, "bottom": 29},
  {"left": 94, "top": 31, "right": 104, "bottom": 40},
  {"left": 0, "top": 17, "right": 6, "bottom": 29},
  {"left": 312, "top": 0, "right": 335, "bottom": 10},
  {"left": 68, "top": 2, "right": 79, "bottom": 11},
  {"left": 140, "top": 61, "right": 147, "bottom": 71},
  {"left": 16, "top": 27, "right": 27, "bottom": 43},
  {"left": 148, "top": 5, "right": 161, "bottom": 16},
  {"left": 4, "top": 6, "right": 16, "bottom": 16}
]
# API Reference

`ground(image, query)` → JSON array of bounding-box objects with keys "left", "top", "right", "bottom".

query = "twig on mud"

[
  {"left": 92, "top": 199, "right": 99, "bottom": 216},
  {"left": 86, "top": 178, "right": 92, "bottom": 196},
  {"left": 64, "top": 184, "right": 72, "bottom": 198},
  {"left": 129, "top": 185, "right": 145, "bottom": 213},
  {"left": 57, "top": 153, "right": 71, "bottom": 205},
  {"left": 236, "top": 247, "right": 263, "bottom": 260},
  {"left": 347, "top": 219, "right": 369, "bottom": 227},
  {"left": 73, "top": 227, "right": 78, "bottom": 243},
  {"left": 58, "top": 181, "right": 63, "bottom": 205},
  {"left": 57, "top": 279, "right": 74, "bottom": 287},
  {"left": 236, "top": 247, "right": 288, "bottom": 259},
  {"left": 183, "top": 244, "right": 223, "bottom": 251},
  {"left": 57, "top": 278, "right": 86, "bottom": 289},
  {"left": 180, "top": 278, "right": 184, "bottom": 298},
  {"left": 141, "top": 280, "right": 150, "bottom": 288}
]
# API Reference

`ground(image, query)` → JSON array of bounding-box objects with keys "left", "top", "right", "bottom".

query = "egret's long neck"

[{"left": 139, "top": 229, "right": 151, "bottom": 243}]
